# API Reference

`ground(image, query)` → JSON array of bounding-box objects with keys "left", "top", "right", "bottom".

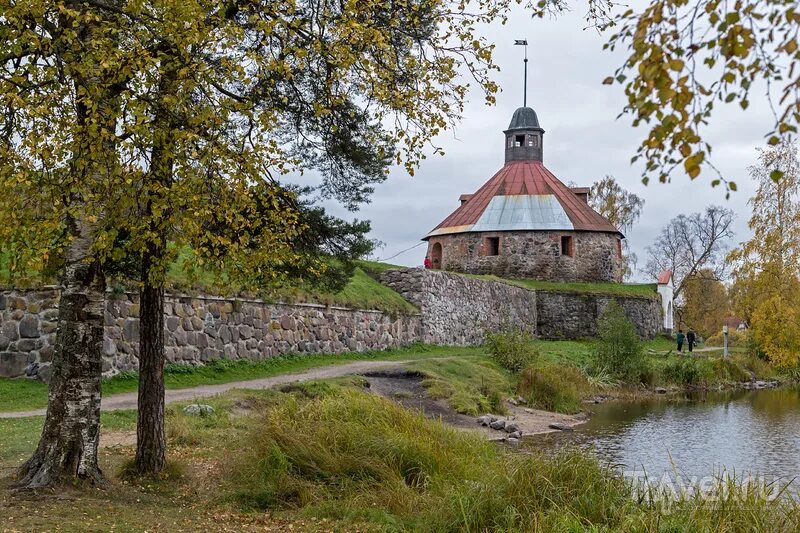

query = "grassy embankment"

[
  {"left": 1, "top": 333, "right": 792, "bottom": 531},
  {"left": 0, "top": 251, "right": 418, "bottom": 315},
  {"left": 0, "top": 344, "right": 485, "bottom": 413},
  {"left": 518, "top": 335, "right": 778, "bottom": 414},
  {"left": 3, "top": 379, "right": 799, "bottom": 532},
  {"left": 0, "top": 336, "right": 777, "bottom": 416},
  {"left": 465, "top": 272, "right": 659, "bottom": 298}
]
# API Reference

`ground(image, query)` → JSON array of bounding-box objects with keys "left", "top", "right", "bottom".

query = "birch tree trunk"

[
  {"left": 14, "top": 0, "right": 121, "bottom": 489},
  {"left": 14, "top": 218, "right": 106, "bottom": 488}
]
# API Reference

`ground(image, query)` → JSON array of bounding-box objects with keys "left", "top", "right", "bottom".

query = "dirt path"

[
  {"left": 2, "top": 357, "right": 590, "bottom": 438},
  {"left": 0, "top": 359, "right": 421, "bottom": 419}
]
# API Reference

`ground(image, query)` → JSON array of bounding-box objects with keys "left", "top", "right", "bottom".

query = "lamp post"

[{"left": 723, "top": 324, "right": 729, "bottom": 358}]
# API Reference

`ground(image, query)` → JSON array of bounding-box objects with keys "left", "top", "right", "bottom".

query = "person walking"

[
  {"left": 423, "top": 256, "right": 432, "bottom": 269},
  {"left": 687, "top": 328, "right": 696, "bottom": 353},
  {"left": 676, "top": 329, "right": 685, "bottom": 353}
]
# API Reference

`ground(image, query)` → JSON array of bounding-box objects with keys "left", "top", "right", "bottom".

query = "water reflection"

[{"left": 533, "top": 387, "right": 800, "bottom": 481}]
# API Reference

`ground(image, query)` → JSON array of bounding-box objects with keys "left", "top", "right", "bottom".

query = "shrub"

[
  {"left": 594, "top": 300, "right": 644, "bottom": 381},
  {"left": 584, "top": 366, "right": 621, "bottom": 390},
  {"left": 637, "top": 358, "right": 659, "bottom": 386},
  {"left": 661, "top": 357, "right": 715, "bottom": 386},
  {"left": 485, "top": 324, "right": 539, "bottom": 372},
  {"left": 706, "top": 329, "right": 751, "bottom": 348},
  {"left": 732, "top": 353, "right": 774, "bottom": 380},
  {"left": 712, "top": 357, "right": 751, "bottom": 382},
  {"left": 517, "top": 363, "right": 589, "bottom": 414}
]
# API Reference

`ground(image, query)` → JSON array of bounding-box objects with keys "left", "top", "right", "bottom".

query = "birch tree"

[
  {"left": 729, "top": 143, "right": 800, "bottom": 366},
  {"left": 1, "top": 0, "right": 530, "bottom": 485},
  {"left": 0, "top": 0, "right": 127, "bottom": 488}
]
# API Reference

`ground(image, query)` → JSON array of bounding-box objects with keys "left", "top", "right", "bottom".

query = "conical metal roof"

[{"left": 424, "top": 161, "right": 622, "bottom": 238}]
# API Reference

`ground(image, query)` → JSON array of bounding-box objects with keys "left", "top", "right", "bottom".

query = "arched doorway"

[
  {"left": 667, "top": 301, "right": 674, "bottom": 330},
  {"left": 431, "top": 242, "right": 442, "bottom": 270}
]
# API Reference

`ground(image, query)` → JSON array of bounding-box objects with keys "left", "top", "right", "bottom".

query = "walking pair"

[{"left": 676, "top": 328, "right": 695, "bottom": 353}]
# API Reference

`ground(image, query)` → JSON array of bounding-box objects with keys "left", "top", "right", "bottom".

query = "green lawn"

[
  {"left": 272, "top": 265, "right": 418, "bottom": 315},
  {"left": 407, "top": 357, "right": 512, "bottom": 415},
  {"left": 0, "top": 338, "right": 686, "bottom": 414},
  {"left": 0, "top": 410, "right": 137, "bottom": 464},
  {"left": 532, "top": 337, "right": 674, "bottom": 368},
  {"left": 0, "top": 344, "right": 486, "bottom": 412}
]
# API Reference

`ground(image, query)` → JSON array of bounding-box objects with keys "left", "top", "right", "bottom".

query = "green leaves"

[
  {"left": 603, "top": 0, "right": 800, "bottom": 191},
  {"left": 2, "top": 0, "right": 516, "bottom": 290},
  {"left": 728, "top": 143, "right": 800, "bottom": 367},
  {"left": 684, "top": 151, "right": 706, "bottom": 179}
]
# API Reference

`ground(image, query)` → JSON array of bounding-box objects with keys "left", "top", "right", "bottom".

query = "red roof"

[
  {"left": 426, "top": 161, "right": 620, "bottom": 238},
  {"left": 724, "top": 316, "right": 747, "bottom": 329},
  {"left": 657, "top": 270, "right": 673, "bottom": 284}
]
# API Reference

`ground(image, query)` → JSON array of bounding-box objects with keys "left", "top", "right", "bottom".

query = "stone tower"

[{"left": 422, "top": 106, "right": 624, "bottom": 283}]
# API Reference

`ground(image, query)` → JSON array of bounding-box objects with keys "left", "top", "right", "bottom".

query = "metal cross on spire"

[{"left": 514, "top": 39, "right": 528, "bottom": 107}]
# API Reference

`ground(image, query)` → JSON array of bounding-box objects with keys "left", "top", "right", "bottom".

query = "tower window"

[
  {"left": 561, "top": 235, "right": 574, "bottom": 257},
  {"left": 514, "top": 134, "right": 525, "bottom": 147},
  {"left": 486, "top": 236, "right": 500, "bottom": 256}
]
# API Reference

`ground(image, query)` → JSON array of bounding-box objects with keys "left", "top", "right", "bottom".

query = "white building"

[{"left": 657, "top": 270, "right": 675, "bottom": 334}]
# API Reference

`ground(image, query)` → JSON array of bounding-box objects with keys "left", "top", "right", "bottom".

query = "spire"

[
  {"left": 514, "top": 39, "right": 528, "bottom": 107},
  {"left": 505, "top": 40, "right": 543, "bottom": 163}
]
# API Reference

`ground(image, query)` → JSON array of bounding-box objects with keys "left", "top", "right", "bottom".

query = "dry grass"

[{"left": 3, "top": 363, "right": 799, "bottom": 532}]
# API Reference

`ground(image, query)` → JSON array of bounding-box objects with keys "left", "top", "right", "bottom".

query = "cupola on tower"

[
  {"left": 422, "top": 104, "right": 624, "bottom": 283},
  {"left": 504, "top": 106, "right": 544, "bottom": 163}
]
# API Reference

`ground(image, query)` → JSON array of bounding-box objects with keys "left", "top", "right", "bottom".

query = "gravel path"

[{"left": 0, "top": 359, "right": 416, "bottom": 419}]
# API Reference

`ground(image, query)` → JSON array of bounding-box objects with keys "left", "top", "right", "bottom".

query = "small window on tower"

[
  {"left": 486, "top": 237, "right": 500, "bottom": 256},
  {"left": 507, "top": 136, "right": 513, "bottom": 148},
  {"left": 561, "top": 235, "right": 574, "bottom": 257},
  {"left": 514, "top": 134, "right": 525, "bottom": 147},
  {"left": 527, "top": 135, "right": 534, "bottom": 147}
]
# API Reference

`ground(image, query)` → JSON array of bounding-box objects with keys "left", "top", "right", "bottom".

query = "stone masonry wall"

[
  {"left": 0, "top": 271, "right": 662, "bottom": 382},
  {"left": 381, "top": 268, "right": 661, "bottom": 342},
  {"left": 536, "top": 291, "right": 662, "bottom": 340},
  {"left": 0, "top": 288, "right": 422, "bottom": 380},
  {"left": 0, "top": 289, "right": 60, "bottom": 381},
  {"left": 380, "top": 268, "right": 537, "bottom": 345},
  {"left": 426, "top": 230, "right": 623, "bottom": 282}
]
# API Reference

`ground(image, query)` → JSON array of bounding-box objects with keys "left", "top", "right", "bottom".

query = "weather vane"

[{"left": 514, "top": 39, "right": 528, "bottom": 107}]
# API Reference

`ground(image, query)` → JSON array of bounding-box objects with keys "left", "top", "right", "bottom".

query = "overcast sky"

[{"left": 308, "top": 4, "right": 774, "bottom": 282}]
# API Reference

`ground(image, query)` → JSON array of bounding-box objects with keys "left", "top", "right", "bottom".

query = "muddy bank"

[{"left": 362, "top": 369, "right": 588, "bottom": 439}]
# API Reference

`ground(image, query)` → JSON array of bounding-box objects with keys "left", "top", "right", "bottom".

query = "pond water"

[{"left": 533, "top": 387, "right": 800, "bottom": 486}]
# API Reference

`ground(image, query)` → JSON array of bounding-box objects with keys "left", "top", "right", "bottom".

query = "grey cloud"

[{"left": 298, "top": 5, "right": 771, "bottom": 279}]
